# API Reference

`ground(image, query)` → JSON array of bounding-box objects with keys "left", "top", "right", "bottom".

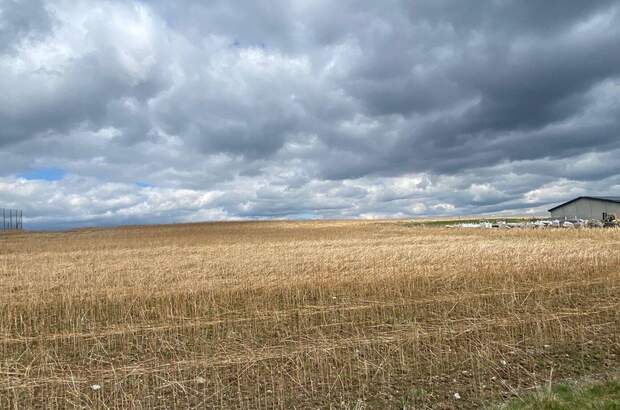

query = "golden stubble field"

[{"left": 0, "top": 220, "right": 619, "bottom": 409}]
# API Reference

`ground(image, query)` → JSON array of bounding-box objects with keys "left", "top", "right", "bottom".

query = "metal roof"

[{"left": 548, "top": 196, "right": 620, "bottom": 212}]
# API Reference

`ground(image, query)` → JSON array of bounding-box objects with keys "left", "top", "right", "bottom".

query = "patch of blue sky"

[
  {"left": 295, "top": 213, "right": 318, "bottom": 220},
  {"left": 18, "top": 167, "right": 65, "bottom": 181}
]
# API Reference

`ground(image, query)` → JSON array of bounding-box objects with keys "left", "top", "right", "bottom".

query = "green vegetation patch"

[{"left": 495, "top": 379, "right": 620, "bottom": 410}]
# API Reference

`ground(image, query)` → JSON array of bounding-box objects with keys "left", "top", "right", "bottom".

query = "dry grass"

[{"left": 0, "top": 220, "right": 619, "bottom": 409}]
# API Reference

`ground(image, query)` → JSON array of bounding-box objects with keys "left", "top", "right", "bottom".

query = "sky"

[{"left": 1, "top": 0, "right": 619, "bottom": 229}]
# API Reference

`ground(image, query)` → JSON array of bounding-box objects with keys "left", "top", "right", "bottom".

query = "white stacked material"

[
  {"left": 443, "top": 217, "right": 610, "bottom": 229},
  {"left": 459, "top": 223, "right": 482, "bottom": 228}
]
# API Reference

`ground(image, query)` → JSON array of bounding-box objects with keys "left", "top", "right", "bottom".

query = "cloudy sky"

[{"left": 1, "top": 0, "right": 619, "bottom": 229}]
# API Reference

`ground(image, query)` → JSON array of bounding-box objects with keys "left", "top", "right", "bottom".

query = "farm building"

[{"left": 548, "top": 196, "right": 620, "bottom": 220}]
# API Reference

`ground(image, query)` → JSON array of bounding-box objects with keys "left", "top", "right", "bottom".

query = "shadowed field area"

[{"left": 1, "top": 221, "right": 619, "bottom": 408}]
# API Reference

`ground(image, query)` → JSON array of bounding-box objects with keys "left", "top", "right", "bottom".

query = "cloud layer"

[{"left": 1, "top": 0, "right": 619, "bottom": 228}]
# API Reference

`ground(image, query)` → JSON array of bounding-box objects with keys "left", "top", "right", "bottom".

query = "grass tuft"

[{"left": 495, "top": 379, "right": 620, "bottom": 410}]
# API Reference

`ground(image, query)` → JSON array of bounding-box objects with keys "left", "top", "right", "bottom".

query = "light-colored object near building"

[{"left": 548, "top": 196, "right": 620, "bottom": 220}]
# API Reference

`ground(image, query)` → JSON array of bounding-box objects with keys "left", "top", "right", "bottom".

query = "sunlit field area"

[{"left": 1, "top": 221, "right": 619, "bottom": 408}]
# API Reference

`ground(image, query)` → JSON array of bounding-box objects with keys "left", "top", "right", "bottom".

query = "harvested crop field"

[{"left": 1, "top": 221, "right": 619, "bottom": 408}]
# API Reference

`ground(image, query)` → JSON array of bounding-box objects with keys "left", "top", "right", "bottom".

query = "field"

[{"left": 1, "top": 221, "right": 619, "bottom": 408}]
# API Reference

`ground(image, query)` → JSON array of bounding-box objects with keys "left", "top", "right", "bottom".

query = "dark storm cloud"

[
  {"left": 1, "top": 0, "right": 619, "bottom": 228},
  {"left": 327, "top": 2, "right": 620, "bottom": 176},
  {"left": 403, "top": 1, "right": 617, "bottom": 34},
  {"left": 0, "top": 0, "right": 54, "bottom": 52},
  {"left": 0, "top": 2, "right": 170, "bottom": 148}
]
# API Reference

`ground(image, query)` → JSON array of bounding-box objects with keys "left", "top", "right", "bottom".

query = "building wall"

[{"left": 550, "top": 198, "right": 620, "bottom": 219}]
